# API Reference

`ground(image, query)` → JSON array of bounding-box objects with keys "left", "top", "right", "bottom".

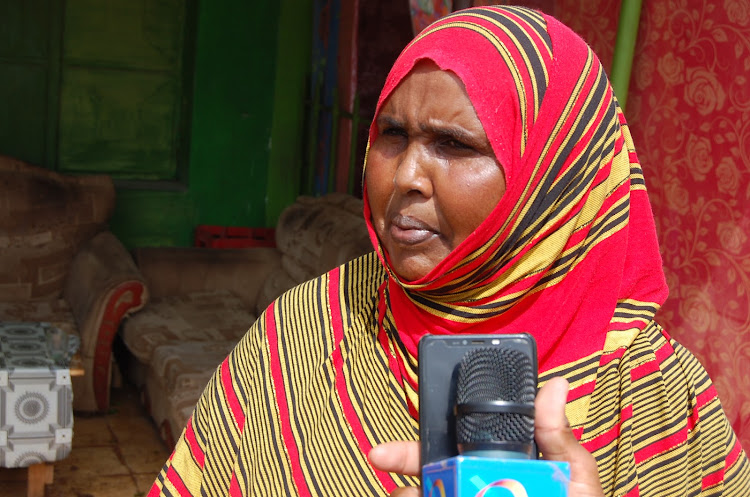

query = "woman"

[{"left": 149, "top": 6, "right": 749, "bottom": 496}]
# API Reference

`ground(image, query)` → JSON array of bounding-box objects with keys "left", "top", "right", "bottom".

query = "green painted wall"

[
  {"left": 0, "top": 0, "right": 312, "bottom": 248},
  {"left": 110, "top": 1, "right": 289, "bottom": 247},
  {"left": 266, "top": 0, "right": 314, "bottom": 226}
]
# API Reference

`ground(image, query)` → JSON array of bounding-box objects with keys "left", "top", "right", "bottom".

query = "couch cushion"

[
  {"left": 255, "top": 268, "right": 298, "bottom": 315},
  {"left": 261, "top": 194, "right": 372, "bottom": 312},
  {"left": 275, "top": 194, "right": 372, "bottom": 281},
  {"left": 0, "top": 156, "right": 114, "bottom": 301},
  {"left": 120, "top": 289, "right": 254, "bottom": 364},
  {"left": 145, "top": 340, "right": 237, "bottom": 447},
  {"left": 150, "top": 340, "right": 235, "bottom": 397}
]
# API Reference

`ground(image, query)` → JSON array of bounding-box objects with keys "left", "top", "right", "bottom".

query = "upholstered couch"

[
  {"left": 119, "top": 193, "right": 372, "bottom": 447},
  {"left": 0, "top": 155, "right": 148, "bottom": 412}
]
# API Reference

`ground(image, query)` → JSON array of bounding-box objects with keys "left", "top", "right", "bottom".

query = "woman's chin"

[{"left": 388, "top": 253, "right": 441, "bottom": 282}]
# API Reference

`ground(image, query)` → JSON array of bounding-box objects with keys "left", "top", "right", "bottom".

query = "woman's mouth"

[{"left": 389, "top": 214, "right": 436, "bottom": 245}]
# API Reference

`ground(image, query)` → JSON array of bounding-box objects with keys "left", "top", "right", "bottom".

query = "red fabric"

[
  {"left": 183, "top": 420, "right": 205, "bottom": 469},
  {"left": 362, "top": 6, "right": 668, "bottom": 374},
  {"left": 220, "top": 360, "right": 245, "bottom": 430}
]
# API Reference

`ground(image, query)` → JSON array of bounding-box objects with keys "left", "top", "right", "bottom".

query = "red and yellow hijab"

[{"left": 363, "top": 5, "right": 668, "bottom": 373}]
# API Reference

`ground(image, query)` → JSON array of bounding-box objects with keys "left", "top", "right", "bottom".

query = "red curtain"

[
  {"left": 409, "top": 0, "right": 453, "bottom": 35},
  {"left": 628, "top": 0, "right": 750, "bottom": 449},
  {"left": 560, "top": 0, "right": 750, "bottom": 449}
]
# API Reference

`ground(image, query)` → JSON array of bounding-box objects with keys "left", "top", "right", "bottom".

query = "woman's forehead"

[{"left": 376, "top": 66, "right": 485, "bottom": 133}]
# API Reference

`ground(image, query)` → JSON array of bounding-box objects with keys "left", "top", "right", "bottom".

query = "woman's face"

[{"left": 366, "top": 62, "right": 506, "bottom": 281}]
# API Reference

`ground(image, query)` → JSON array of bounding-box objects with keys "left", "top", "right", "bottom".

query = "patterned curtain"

[
  {"left": 628, "top": 0, "right": 750, "bottom": 449},
  {"left": 559, "top": 0, "right": 750, "bottom": 449}
]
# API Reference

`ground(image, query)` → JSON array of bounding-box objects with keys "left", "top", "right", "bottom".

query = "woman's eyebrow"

[
  {"left": 376, "top": 115, "right": 403, "bottom": 128},
  {"left": 420, "top": 122, "right": 475, "bottom": 143},
  {"left": 376, "top": 115, "right": 480, "bottom": 144}
]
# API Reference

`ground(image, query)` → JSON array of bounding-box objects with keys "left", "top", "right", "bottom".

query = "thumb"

[
  {"left": 535, "top": 376, "right": 578, "bottom": 461},
  {"left": 535, "top": 377, "right": 604, "bottom": 496}
]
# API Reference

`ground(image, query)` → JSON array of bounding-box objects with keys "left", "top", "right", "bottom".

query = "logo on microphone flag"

[
  {"left": 426, "top": 477, "right": 527, "bottom": 497},
  {"left": 426, "top": 479, "right": 446, "bottom": 497}
]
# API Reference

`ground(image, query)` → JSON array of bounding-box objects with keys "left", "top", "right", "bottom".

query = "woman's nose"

[{"left": 392, "top": 142, "right": 433, "bottom": 197}]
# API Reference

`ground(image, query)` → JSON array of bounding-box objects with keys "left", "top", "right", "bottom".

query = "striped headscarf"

[{"left": 363, "top": 5, "right": 668, "bottom": 374}]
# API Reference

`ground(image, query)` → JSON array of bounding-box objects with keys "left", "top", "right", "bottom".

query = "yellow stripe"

[{"left": 460, "top": 10, "right": 550, "bottom": 115}]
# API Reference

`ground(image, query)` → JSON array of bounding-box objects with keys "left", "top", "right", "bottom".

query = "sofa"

[
  {"left": 0, "top": 155, "right": 148, "bottom": 412},
  {"left": 119, "top": 193, "right": 373, "bottom": 447}
]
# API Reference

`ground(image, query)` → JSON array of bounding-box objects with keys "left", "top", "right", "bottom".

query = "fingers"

[
  {"left": 369, "top": 442, "right": 421, "bottom": 497},
  {"left": 535, "top": 377, "right": 604, "bottom": 496},
  {"left": 368, "top": 441, "right": 421, "bottom": 477},
  {"left": 535, "top": 376, "right": 576, "bottom": 461},
  {"left": 390, "top": 488, "right": 421, "bottom": 497}
]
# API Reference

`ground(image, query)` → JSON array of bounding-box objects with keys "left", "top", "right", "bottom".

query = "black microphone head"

[{"left": 455, "top": 346, "right": 536, "bottom": 457}]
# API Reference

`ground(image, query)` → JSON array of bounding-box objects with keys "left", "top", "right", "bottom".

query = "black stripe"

[
  {"left": 496, "top": 66, "right": 611, "bottom": 263},
  {"left": 212, "top": 374, "right": 238, "bottom": 453},
  {"left": 156, "top": 470, "right": 174, "bottom": 497},
  {"left": 502, "top": 6, "right": 551, "bottom": 45},
  {"left": 299, "top": 279, "right": 327, "bottom": 497},
  {"left": 228, "top": 349, "right": 249, "bottom": 414},
  {"left": 615, "top": 301, "right": 660, "bottom": 312},
  {"left": 630, "top": 406, "right": 687, "bottom": 449},
  {"left": 474, "top": 8, "right": 549, "bottom": 103},
  {"left": 538, "top": 354, "right": 601, "bottom": 381},
  {"left": 275, "top": 284, "right": 316, "bottom": 496}
]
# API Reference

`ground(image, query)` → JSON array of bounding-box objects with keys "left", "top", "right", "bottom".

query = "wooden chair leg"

[{"left": 27, "top": 463, "right": 54, "bottom": 497}]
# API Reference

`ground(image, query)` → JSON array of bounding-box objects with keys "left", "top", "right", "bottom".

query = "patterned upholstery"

[
  {"left": 120, "top": 289, "right": 253, "bottom": 445},
  {"left": 0, "top": 155, "right": 114, "bottom": 301},
  {"left": 0, "top": 300, "right": 77, "bottom": 337},
  {"left": 122, "top": 193, "right": 373, "bottom": 447},
  {"left": 257, "top": 193, "right": 374, "bottom": 314},
  {"left": 0, "top": 156, "right": 148, "bottom": 412},
  {"left": 145, "top": 340, "right": 237, "bottom": 448},
  {"left": 274, "top": 194, "right": 373, "bottom": 285},
  {"left": 120, "top": 290, "right": 253, "bottom": 364}
]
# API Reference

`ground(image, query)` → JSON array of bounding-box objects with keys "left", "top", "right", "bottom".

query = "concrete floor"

[{"left": 0, "top": 384, "right": 170, "bottom": 497}]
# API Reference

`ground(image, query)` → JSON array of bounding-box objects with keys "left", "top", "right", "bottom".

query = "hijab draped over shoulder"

[{"left": 150, "top": 6, "right": 749, "bottom": 496}]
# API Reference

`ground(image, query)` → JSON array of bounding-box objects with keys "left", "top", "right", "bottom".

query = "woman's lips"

[{"left": 389, "top": 214, "right": 436, "bottom": 245}]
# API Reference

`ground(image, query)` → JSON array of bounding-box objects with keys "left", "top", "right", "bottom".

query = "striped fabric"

[
  {"left": 149, "top": 6, "right": 749, "bottom": 496},
  {"left": 148, "top": 254, "right": 749, "bottom": 496}
]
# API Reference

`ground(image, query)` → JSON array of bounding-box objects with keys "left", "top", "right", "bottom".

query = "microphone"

[
  {"left": 455, "top": 347, "right": 536, "bottom": 459},
  {"left": 421, "top": 345, "right": 570, "bottom": 497}
]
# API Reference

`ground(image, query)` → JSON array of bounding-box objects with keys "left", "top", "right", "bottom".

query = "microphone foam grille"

[{"left": 456, "top": 346, "right": 536, "bottom": 446}]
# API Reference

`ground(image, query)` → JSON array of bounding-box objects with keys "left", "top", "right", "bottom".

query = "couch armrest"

[
  {"left": 133, "top": 246, "right": 282, "bottom": 309},
  {"left": 63, "top": 231, "right": 148, "bottom": 412}
]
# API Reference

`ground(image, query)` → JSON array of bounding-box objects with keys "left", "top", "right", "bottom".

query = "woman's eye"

[
  {"left": 382, "top": 127, "right": 407, "bottom": 138},
  {"left": 443, "top": 139, "right": 472, "bottom": 151}
]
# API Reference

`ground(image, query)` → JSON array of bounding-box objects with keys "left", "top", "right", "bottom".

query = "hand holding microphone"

[
  {"left": 532, "top": 378, "right": 604, "bottom": 497},
  {"left": 369, "top": 377, "right": 604, "bottom": 496}
]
